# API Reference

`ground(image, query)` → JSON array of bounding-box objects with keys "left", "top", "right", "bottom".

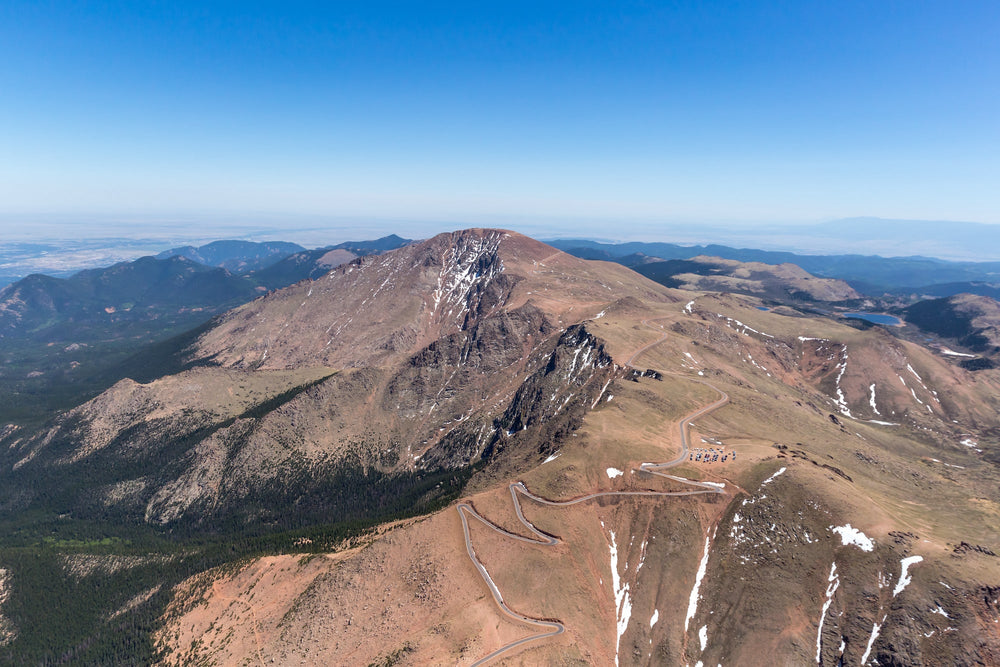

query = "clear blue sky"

[{"left": 1, "top": 1, "right": 998, "bottom": 237}]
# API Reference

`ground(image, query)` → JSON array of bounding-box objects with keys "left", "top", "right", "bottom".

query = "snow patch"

[
  {"left": 861, "top": 615, "right": 886, "bottom": 665},
  {"left": 761, "top": 467, "right": 786, "bottom": 487},
  {"left": 591, "top": 379, "right": 613, "bottom": 408},
  {"left": 685, "top": 532, "right": 712, "bottom": 632},
  {"left": 607, "top": 467, "right": 624, "bottom": 479},
  {"left": 608, "top": 530, "right": 632, "bottom": 667},
  {"left": 650, "top": 608, "right": 659, "bottom": 628},
  {"left": 816, "top": 562, "right": 840, "bottom": 663},
  {"left": 831, "top": 524, "right": 874, "bottom": 552},
  {"left": 832, "top": 345, "right": 853, "bottom": 418},
  {"left": 893, "top": 555, "right": 923, "bottom": 597},
  {"left": 869, "top": 383, "right": 881, "bottom": 415},
  {"left": 960, "top": 438, "right": 982, "bottom": 452},
  {"left": 543, "top": 452, "right": 561, "bottom": 464},
  {"left": 717, "top": 314, "right": 774, "bottom": 338},
  {"left": 699, "top": 624, "right": 708, "bottom": 651},
  {"left": 684, "top": 300, "right": 695, "bottom": 314}
]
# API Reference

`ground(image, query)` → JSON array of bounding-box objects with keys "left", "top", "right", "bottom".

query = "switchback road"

[
  {"left": 458, "top": 313, "right": 729, "bottom": 665},
  {"left": 458, "top": 386, "right": 729, "bottom": 664}
]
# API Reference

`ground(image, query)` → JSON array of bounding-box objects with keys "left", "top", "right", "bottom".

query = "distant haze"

[
  {"left": 4, "top": 216, "right": 999, "bottom": 266},
  {"left": 562, "top": 218, "right": 1000, "bottom": 262}
]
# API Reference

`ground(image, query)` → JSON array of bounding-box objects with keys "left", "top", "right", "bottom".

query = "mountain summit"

[{"left": 191, "top": 228, "right": 667, "bottom": 370}]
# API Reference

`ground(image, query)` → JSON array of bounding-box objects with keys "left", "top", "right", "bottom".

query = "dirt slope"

[{"left": 157, "top": 274, "right": 1000, "bottom": 665}]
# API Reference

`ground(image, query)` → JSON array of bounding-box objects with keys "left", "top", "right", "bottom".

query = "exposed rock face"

[
  {"left": 694, "top": 467, "right": 1000, "bottom": 667},
  {"left": 0, "top": 568, "right": 13, "bottom": 647},
  {"left": 652, "top": 255, "right": 861, "bottom": 302},
  {"left": 905, "top": 293, "right": 1000, "bottom": 358},
  {"left": 420, "top": 323, "right": 620, "bottom": 469},
  {"left": 190, "top": 229, "right": 522, "bottom": 370}
]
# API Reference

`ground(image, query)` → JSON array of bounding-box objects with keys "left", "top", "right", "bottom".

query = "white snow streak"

[
  {"left": 931, "top": 604, "right": 949, "bottom": 618},
  {"left": 650, "top": 609, "right": 659, "bottom": 628},
  {"left": 869, "top": 383, "right": 881, "bottom": 415},
  {"left": 685, "top": 532, "right": 712, "bottom": 632},
  {"left": 816, "top": 562, "right": 840, "bottom": 663},
  {"left": 591, "top": 379, "right": 613, "bottom": 408},
  {"left": 608, "top": 530, "right": 632, "bottom": 667},
  {"left": 699, "top": 624, "right": 708, "bottom": 651},
  {"left": 893, "top": 555, "right": 923, "bottom": 597},
  {"left": 429, "top": 231, "right": 505, "bottom": 321},
  {"left": 860, "top": 615, "right": 886, "bottom": 665},
  {"left": 960, "top": 438, "right": 982, "bottom": 452},
  {"left": 833, "top": 345, "right": 853, "bottom": 418},
  {"left": 542, "top": 452, "right": 561, "bottom": 464},
  {"left": 761, "top": 467, "right": 786, "bottom": 487},
  {"left": 717, "top": 314, "right": 774, "bottom": 338}
]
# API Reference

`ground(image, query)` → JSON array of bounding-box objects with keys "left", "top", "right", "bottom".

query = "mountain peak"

[{"left": 189, "top": 228, "right": 669, "bottom": 370}]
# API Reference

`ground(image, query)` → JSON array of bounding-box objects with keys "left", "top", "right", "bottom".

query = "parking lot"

[{"left": 689, "top": 445, "right": 735, "bottom": 464}]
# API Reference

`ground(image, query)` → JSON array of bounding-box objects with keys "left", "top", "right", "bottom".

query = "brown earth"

[{"left": 158, "top": 283, "right": 1000, "bottom": 664}]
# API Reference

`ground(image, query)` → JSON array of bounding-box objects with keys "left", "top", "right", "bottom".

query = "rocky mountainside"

[
  {"left": 905, "top": 293, "right": 1000, "bottom": 362},
  {"left": 0, "top": 230, "right": 656, "bottom": 529},
  {"left": 150, "top": 276, "right": 1000, "bottom": 665},
  {"left": 551, "top": 238, "right": 1000, "bottom": 296},
  {"left": 249, "top": 234, "right": 413, "bottom": 290},
  {"left": 0, "top": 256, "right": 260, "bottom": 341},
  {"left": 0, "top": 236, "right": 411, "bottom": 427},
  {"left": 636, "top": 255, "right": 861, "bottom": 302},
  {"left": 190, "top": 228, "right": 662, "bottom": 370},
  {"left": 0, "top": 229, "right": 998, "bottom": 665},
  {"left": 156, "top": 240, "right": 306, "bottom": 273}
]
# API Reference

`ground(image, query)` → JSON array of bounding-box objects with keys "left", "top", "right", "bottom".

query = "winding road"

[{"left": 457, "top": 315, "right": 731, "bottom": 665}]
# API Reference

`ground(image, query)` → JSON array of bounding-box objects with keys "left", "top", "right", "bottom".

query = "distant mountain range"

[
  {"left": 154, "top": 234, "right": 411, "bottom": 276},
  {"left": 547, "top": 238, "right": 1000, "bottom": 297},
  {"left": 0, "top": 235, "right": 410, "bottom": 424},
  {"left": 594, "top": 217, "right": 1000, "bottom": 262},
  {"left": 156, "top": 240, "right": 307, "bottom": 272}
]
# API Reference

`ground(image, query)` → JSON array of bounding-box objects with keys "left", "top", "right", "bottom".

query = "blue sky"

[{"left": 1, "top": 1, "right": 998, "bottom": 239}]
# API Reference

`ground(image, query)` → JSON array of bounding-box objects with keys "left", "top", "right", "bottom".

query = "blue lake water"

[{"left": 843, "top": 312, "right": 902, "bottom": 326}]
